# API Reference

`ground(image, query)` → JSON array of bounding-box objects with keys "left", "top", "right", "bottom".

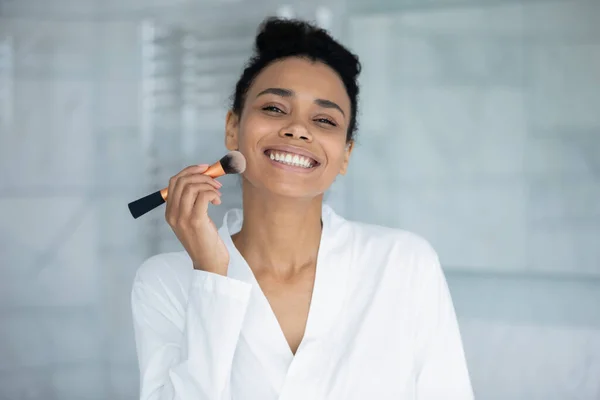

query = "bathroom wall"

[{"left": 0, "top": 0, "right": 598, "bottom": 398}]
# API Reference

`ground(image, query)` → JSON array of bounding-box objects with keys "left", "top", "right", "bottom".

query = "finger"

[
  {"left": 171, "top": 165, "right": 218, "bottom": 205},
  {"left": 175, "top": 164, "right": 210, "bottom": 178},
  {"left": 177, "top": 173, "right": 222, "bottom": 191},
  {"left": 170, "top": 171, "right": 196, "bottom": 215},
  {"left": 179, "top": 183, "right": 221, "bottom": 221},
  {"left": 166, "top": 164, "right": 210, "bottom": 222},
  {"left": 165, "top": 174, "right": 179, "bottom": 222},
  {"left": 172, "top": 175, "right": 221, "bottom": 218},
  {"left": 191, "top": 190, "right": 222, "bottom": 222}
]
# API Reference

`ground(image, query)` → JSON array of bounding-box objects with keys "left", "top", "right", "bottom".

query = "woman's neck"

[{"left": 232, "top": 187, "right": 323, "bottom": 279}]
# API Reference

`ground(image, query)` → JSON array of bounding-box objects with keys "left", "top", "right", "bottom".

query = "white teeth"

[{"left": 267, "top": 150, "right": 314, "bottom": 169}]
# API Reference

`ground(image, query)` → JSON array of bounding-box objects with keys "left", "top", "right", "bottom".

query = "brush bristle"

[{"left": 220, "top": 151, "right": 246, "bottom": 174}]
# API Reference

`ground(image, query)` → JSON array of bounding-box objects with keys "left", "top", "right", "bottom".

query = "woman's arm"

[
  {"left": 131, "top": 255, "right": 252, "bottom": 400},
  {"left": 414, "top": 245, "right": 474, "bottom": 400}
]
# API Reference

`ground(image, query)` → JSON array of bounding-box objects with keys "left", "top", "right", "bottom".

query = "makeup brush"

[{"left": 128, "top": 151, "right": 246, "bottom": 219}]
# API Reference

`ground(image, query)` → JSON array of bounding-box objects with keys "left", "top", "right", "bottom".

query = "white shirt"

[{"left": 131, "top": 205, "right": 474, "bottom": 400}]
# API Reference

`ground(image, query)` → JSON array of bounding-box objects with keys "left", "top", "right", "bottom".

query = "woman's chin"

[
  {"left": 241, "top": 170, "right": 330, "bottom": 200},
  {"left": 261, "top": 181, "right": 324, "bottom": 201}
]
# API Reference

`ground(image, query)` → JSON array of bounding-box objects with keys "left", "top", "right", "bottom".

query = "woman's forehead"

[{"left": 248, "top": 58, "right": 351, "bottom": 109}]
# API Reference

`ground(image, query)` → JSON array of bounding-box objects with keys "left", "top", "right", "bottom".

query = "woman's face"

[{"left": 225, "top": 57, "right": 353, "bottom": 199}]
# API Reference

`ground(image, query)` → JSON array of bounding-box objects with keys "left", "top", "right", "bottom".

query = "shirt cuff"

[{"left": 191, "top": 269, "right": 253, "bottom": 302}]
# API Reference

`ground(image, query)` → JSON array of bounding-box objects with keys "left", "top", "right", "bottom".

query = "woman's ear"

[
  {"left": 339, "top": 140, "right": 354, "bottom": 175},
  {"left": 225, "top": 110, "right": 239, "bottom": 151}
]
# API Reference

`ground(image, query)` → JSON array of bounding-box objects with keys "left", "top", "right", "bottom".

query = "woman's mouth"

[{"left": 264, "top": 149, "right": 319, "bottom": 169}]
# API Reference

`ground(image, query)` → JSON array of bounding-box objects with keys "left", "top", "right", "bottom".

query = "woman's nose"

[{"left": 279, "top": 123, "right": 312, "bottom": 142}]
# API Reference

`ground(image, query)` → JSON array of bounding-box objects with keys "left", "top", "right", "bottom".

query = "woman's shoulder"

[
  {"left": 133, "top": 251, "right": 194, "bottom": 292},
  {"left": 344, "top": 216, "right": 439, "bottom": 259},
  {"left": 337, "top": 215, "right": 443, "bottom": 284}
]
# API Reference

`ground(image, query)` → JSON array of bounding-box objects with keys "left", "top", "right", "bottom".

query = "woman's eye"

[
  {"left": 315, "top": 118, "right": 337, "bottom": 127},
  {"left": 262, "top": 105, "right": 284, "bottom": 113}
]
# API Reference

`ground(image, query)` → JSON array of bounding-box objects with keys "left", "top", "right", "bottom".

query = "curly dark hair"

[{"left": 231, "top": 17, "right": 361, "bottom": 142}]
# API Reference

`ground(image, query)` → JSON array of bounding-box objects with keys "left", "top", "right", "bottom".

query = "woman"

[{"left": 131, "top": 17, "right": 473, "bottom": 400}]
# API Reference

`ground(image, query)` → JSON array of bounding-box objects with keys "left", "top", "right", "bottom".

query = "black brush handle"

[{"left": 128, "top": 190, "right": 165, "bottom": 219}]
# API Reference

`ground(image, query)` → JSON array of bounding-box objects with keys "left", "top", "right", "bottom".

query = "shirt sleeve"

[
  {"left": 414, "top": 245, "right": 474, "bottom": 400},
  {"left": 131, "top": 255, "right": 252, "bottom": 400}
]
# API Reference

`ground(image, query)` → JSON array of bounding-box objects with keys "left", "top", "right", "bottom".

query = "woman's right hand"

[{"left": 165, "top": 164, "right": 230, "bottom": 276}]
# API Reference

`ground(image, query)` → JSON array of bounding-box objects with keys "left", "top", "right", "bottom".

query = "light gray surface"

[{"left": 0, "top": 0, "right": 599, "bottom": 399}]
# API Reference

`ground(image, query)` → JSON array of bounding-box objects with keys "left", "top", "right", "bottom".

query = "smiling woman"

[
  {"left": 131, "top": 17, "right": 474, "bottom": 400},
  {"left": 228, "top": 56, "right": 352, "bottom": 199}
]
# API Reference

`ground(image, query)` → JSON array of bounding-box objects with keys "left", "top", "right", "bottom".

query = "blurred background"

[{"left": 0, "top": 0, "right": 599, "bottom": 398}]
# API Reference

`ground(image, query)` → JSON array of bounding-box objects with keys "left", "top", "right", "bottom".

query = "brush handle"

[
  {"left": 128, "top": 190, "right": 165, "bottom": 219},
  {"left": 127, "top": 161, "right": 226, "bottom": 219}
]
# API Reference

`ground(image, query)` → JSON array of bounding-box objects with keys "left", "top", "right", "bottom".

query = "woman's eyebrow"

[
  {"left": 256, "top": 87, "right": 345, "bottom": 117},
  {"left": 315, "top": 98, "right": 345, "bottom": 117},
  {"left": 256, "top": 87, "right": 293, "bottom": 98}
]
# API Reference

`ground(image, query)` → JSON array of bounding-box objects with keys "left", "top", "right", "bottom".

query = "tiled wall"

[
  {"left": 0, "top": 15, "right": 142, "bottom": 399},
  {"left": 346, "top": 0, "right": 600, "bottom": 275},
  {"left": 344, "top": 1, "right": 600, "bottom": 398},
  {"left": 0, "top": 0, "right": 598, "bottom": 399}
]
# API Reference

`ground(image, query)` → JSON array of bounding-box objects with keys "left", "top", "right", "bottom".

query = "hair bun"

[
  {"left": 254, "top": 17, "right": 316, "bottom": 56},
  {"left": 254, "top": 17, "right": 360, "bottom": 78}
]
